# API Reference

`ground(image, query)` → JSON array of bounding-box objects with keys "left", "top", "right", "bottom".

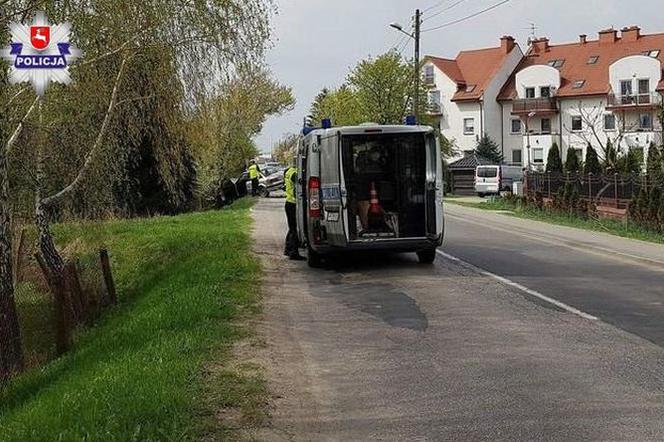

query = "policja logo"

[{"left": 1, "top": 11, "right": 82, "bottom": 96}]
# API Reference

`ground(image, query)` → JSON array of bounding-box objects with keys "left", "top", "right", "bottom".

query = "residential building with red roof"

[
  {"left": 424, "top": 26, "right": 664, "bottom": 173},
  {"left": 423, "top": 36, "right": 524, "bottom": 160}
]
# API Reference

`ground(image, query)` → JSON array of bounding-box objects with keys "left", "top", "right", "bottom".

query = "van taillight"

[{"left": 308, "top": 177, "right": 321, "bottom": 218}]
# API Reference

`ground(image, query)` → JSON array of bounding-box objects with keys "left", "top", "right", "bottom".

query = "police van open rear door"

[
  {"left": 426, "top": 132, "right": 444, "bottom": 241},
  {"left": 319, "top": 132, "right": 348, "bottom": 247}
]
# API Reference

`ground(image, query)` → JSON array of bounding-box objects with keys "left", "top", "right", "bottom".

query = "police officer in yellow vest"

[
  {"left": 284, "top": 164, "right": 304, "bottom": 260},
  {"left": 248, "top": 160, "right": 261, "bottom": 196}
]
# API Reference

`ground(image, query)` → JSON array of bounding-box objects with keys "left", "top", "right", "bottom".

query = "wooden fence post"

[
  {"left": 614, "top": 173, "right": 618, "bottom": 208},
  {"left": 63, "top": 262, "right": 84, "bottom": 325},
  {"left": 99, "top": 249, "right": 117, "bottom": 306}
]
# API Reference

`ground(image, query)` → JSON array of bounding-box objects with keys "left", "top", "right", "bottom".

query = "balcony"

[
  {"left": 606, "top": 92, "right": 662, "bottom": 110},
  {"left": 512, "top": 97, "right": 558, "bottom": 115},
  {"left": 426, "top": 102, "right": 443, "bottom": 116}
]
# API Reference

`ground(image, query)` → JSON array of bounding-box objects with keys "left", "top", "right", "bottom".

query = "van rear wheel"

[
  {"left": 417, "top": 248, "right": 437, "bottom": 264},
  {"left": 307, "top": 245, "right": 322, "bottom": 268}
]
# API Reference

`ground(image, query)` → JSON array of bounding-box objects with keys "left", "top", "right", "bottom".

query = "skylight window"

[
  {"left": 587, "top": 55, "right": 599, "bottom": 64},
  {"left": 641, "top": 49, "right": 660, "bottom": 58},
  {"left": 572, "top": 80, "right": 586, "bottom": 89},
  {"left": 465, "top": 85, "right": 476, "bottom": 93},
  {"left": 548, "top": 59, "right": 565, "bottom": 68}
]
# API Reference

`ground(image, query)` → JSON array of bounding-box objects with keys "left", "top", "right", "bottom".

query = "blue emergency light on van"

[
  {"left": 321, "top": 118, "right": 332, "bottom": 129},
  {"left": 405, "top": 115, "right": 417, "bottom": 125}
]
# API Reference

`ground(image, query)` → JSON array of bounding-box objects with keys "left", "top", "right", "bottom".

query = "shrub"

[
  {"left": 583, "top": 143, "right": 602, "bottom": 175},
  {"left": 658, "top": 192, "right": 664, "bottom": 229},
  {"left": 636, "top": 186, "right": 650, "bottom": 224},
  {"left": 565, "top": 148, "right": 581, "bottom": 173},
  {"left": 627, "top": 192, "right": 640, "bottom": 221},
  {"left": 546, "top": 142, "right": 563, "bottom": 173},
  {"left": 649, "top": 187, "right": 662, "bottom": 228}
]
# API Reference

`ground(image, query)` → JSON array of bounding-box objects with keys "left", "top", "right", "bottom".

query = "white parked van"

[
  {"left": 475, "top": 165, "right": 523, "bottom": 196},
  {"left": 296, "top": 123, "right": 444, "bottom": 267}
]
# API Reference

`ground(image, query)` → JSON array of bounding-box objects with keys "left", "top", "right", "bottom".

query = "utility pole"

[
  {"left": 414, "top": 9, "right": 421, "bottom": 123},
  {"left": 390, "top": 9, "right": 422, "bottom": 123}
]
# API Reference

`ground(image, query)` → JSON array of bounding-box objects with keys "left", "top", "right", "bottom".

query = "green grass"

[
  {"left": 0, "top": 198, "right": 264, "bottom": 441},
  {"left": 447, "top": 198, "right": 664, "bottom": 245}
]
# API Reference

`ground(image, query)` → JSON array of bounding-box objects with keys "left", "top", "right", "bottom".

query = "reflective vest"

[
  {"left": 285, "top": 167, "right": 297, "bottom": 204},
  {"left": 248, "top": 164, "right": 259, "bottom": 179}
]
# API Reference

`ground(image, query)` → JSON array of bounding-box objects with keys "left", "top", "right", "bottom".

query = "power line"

[
  {"left": 422, "top": 0, "right": 511, "bottom": 32},
  {"left": 422, "top": 0, "right": 450, "bottom": 14},
  {"left": 422, "top": 0, "right": 468, "bottom": 22},
  {"left": 396, "top": 36, "right": 412, "bottom": 56}
]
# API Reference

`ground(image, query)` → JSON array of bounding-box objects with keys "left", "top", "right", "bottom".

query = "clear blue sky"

[{"left": 255, "top": 0, "right": 661, "bottom": 154}]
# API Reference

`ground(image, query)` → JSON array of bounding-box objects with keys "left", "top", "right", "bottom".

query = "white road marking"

[{"left": 436, "top": 250, "right": 599, "bottom": 321}]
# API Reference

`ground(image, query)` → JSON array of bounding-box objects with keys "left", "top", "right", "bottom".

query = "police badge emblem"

[{"left": 1, "top": 11, "right": 82, "bottom": 96}]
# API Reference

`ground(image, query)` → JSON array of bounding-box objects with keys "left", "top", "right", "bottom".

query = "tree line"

[
  {"left": 0, "top": 0, "right": 292, "bottom": 382},
  {"left": 272, "top": 50, "right": 456, "bottom": 164}
]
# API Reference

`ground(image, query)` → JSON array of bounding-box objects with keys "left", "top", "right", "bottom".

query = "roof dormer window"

[
  {"left": 572, "top": 80, "right": 586, "bottom": 89},
  {"left": 465, "top": 85, "right": 476, "bottom": 93},
  {"left": 587, "top": 56, "right": 599, "bottom": 64},
  {"left": 548, "top": 59, "right": 565, "bottom": 69},
  {"left": 641, "top": 49, "right": 660, "bottom": 58}
]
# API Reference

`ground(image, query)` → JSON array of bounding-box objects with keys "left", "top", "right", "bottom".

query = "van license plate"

[{"left": 326, "top": 211, "right": 340, "bottom": 222}]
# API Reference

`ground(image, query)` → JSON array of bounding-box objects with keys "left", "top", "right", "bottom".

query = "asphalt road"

[
  {"left": 252, "top": 198, "right": 664, "bottom": 441},
  {"left": 444, "top": 203, "right": 664, "bottom": 347}
]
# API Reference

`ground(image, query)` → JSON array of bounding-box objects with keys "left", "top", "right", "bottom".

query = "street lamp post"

[{"left": 390, "top": 8, "right": 422, "bottom": 122}]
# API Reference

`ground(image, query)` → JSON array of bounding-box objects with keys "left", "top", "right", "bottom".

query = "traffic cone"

[{"left": 368, "top": 182, "right": 384, "bottom": 230}]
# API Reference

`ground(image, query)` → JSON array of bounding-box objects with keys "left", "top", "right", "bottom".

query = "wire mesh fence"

[
  {"left": 524, "top": 172, "right": 659, "bottom": 210},
  {"left": 1, "top": 224, "right": 117, "bottom": 380}
]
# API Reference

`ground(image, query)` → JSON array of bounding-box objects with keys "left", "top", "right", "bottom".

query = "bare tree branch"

[
  {"left": 41, "top": 55, "right": 129, "bottom": 207},
  {"left": 5, "top": 95, "right": 38, "bottom": 154}
]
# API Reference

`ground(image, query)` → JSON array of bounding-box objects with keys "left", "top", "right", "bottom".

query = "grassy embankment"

[
  {"left": 447, "top": 197, "right": 664, "bottom": 245},
  {"left": 0, "top": 198, "right": 266, "bottom": 441}
]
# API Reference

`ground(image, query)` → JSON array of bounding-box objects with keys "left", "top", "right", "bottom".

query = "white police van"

[{"left": 296, "top": 121, "right": 444, "bottom": 267}]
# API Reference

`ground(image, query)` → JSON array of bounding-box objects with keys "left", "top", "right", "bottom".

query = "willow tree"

[
  {"left": 1, "top": 0, "right": 279, "bottom": 282},
  {"left": 189, "top": 67, "right": 294, "bottom": 197}
]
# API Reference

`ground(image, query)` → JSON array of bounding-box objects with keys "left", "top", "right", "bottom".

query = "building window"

[
  {"left": 533, "top": 148, "right": 544, "bottom": 163},
  {"left": 540, "top": 86, "right": 551, "bottom": 97},
  {"left": 572, "top": 80, "right": 586, "bottom": 89},
  {"left": 620, "top": 79, "right": 633, "bottom": 96},
  {"left": 587, "top": 55, "right": 599, "bottom": 64},
  {"left": 638, "top": 78, "right": 650, "bottom": 94},
  {"left": 541, "top": 118, "right": 552, "bottom": 134},
  {"left": 642, "top": 49, "right": 661, "bottom": 58},
  {"left": 604, "top": 114, "right": 616, "bottom": 131},
  {"left": 548, "top": 59, "right": 565, "bottom": 68},
  {"left": 640, "top": 113, "right": 653, "bottom": 130},
  {"left": 512, "top": 149, "right": 522, "bottom": 165},
  {"left": 424, "top": 65, "right": 435, "bottom": 85},
  {"left": 511, "top": 119, "right": 522, "bottom": 134},
  {"left": 463, "top": 118, "right": 475, "bottom": 135},
  {"left": 428, "top": 90, "right": 441, "bottom": 113},
  {"left": 571, "top": 116, "right": 583, "bottom": 131},
  {"left": 465, "top": 84, "right": 476, "bottom": 93},
  {"left": 525, "top": 87, "right": 535, "bottom": 98}
]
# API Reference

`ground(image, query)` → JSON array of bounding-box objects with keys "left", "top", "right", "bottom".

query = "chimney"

[
  {"left": 500, "top": 35, "right": 515, "bottom": 54},
  {"left": 621, "top": 26, "right": 641, "bottom": 42},
  {"left": 579, "top": 34, "right": 587, "bottom": 44},
  {"left": 531, "top": 37, "right": 549, "bottom": 53},
  {"left": 599, "top": 28, "right": 618, "bottom": 44}
]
